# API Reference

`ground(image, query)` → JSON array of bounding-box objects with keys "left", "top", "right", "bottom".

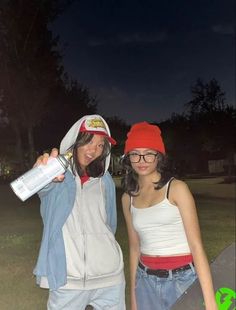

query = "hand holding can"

[{"left": 10, "top": 148, "right": 72, "bottom": 201}]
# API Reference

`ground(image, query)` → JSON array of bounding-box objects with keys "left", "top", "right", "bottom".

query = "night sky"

[{"left": 51, "top": 0, "right": 235, "bottom": 124}]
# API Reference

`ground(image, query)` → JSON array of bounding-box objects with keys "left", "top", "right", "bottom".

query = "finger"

[
  {"left": 53, "top": 174, "right": 65, "bottom": 182},
  {"left": 50, "top": 148, "right": 59, "bottom": 158},
  {"left": 41, "top": 152, "right": 50, "bottom": 165},
  {"left": 33, "top": 153, "right": 48, "bottom": 167},
  {"left": 34, "top": 148, "right": 57, "bottom": 167}
]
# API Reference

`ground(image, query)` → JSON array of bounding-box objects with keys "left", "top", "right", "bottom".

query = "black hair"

[
  {"left": 121, "top": 152, "right": 172, "bottom": 196},
  {"left": 71, "top": 132, "right": 111, "bottom": 177}
]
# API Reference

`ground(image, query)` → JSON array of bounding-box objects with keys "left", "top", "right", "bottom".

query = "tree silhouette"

[
  {"left": 35, "top": 79, "right": 98, "bottom": 151},
  {"left": 0, "top": 0, "right": 68, "bottom": 167},
  {"left": 185, "top": 78, "right": 236, "bottom": 175},
  {"left": 159, "top": 78, "right": 235, "bottom": 177},
  {"left": 0, "top": 0, "right": 98, "bottom": 169},
  {"left": 185, "top": 78, "right": 226, "bottom": 115}
]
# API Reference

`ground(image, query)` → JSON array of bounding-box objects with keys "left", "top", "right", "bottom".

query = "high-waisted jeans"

[{"left": 135, "top": 263, "right": 197, "bottom": 310}]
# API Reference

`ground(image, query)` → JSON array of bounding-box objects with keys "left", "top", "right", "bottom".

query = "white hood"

[{"left": 60, "top": 114, "right": 113, "bottom": 172}]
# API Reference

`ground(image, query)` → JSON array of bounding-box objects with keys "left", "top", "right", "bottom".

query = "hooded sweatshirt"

[{"left": 34, "top": 115, "right": 124, "bottom": 290}]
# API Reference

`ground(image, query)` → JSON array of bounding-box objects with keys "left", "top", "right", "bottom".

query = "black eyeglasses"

[{"left": 128, "top": 152, "right": 158, "bottom": 163}]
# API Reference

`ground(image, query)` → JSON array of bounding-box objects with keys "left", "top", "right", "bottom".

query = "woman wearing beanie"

[{"left": 121, "top": 122, "right": 217, "bottom": 310}]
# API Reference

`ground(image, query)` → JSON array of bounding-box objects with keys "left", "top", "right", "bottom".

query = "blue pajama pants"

[{"left": 47, "top": 281, "right": 126, "bottom": 310}]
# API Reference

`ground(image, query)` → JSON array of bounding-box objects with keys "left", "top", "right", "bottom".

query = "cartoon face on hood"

[{"left": 60, "top": 114, "right": 116, "bottom": 172}]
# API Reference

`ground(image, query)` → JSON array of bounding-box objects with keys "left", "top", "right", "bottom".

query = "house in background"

[{"left": 208, "top": 154, "right": 236, "bottom": 175}]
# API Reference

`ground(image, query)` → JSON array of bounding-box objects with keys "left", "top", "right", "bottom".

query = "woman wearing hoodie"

[{"left": 33, "top": 115, "right": 125, "bottom": 310}]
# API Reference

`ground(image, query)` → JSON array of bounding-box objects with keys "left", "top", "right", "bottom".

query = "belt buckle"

[
  {"left": 156, "top": 270, "right": 169, "bottom": 278},
  {"left": 139, "top": 262, "right": 170, "bottom": 278},
  {"left": 148, "top": 268, "right": 169, "bottom": 278}
]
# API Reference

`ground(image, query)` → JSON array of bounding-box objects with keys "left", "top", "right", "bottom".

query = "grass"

[
  {"left": 184, "top": 177, "right": 236, "bottom": 199},
  {"left": 0, "top": 177, "right": 235, "bottom": 309},
  {"left": 113, "top": 176, "right": 236, "bottom": 199},
  {"left": 0, "top": 185, "right": 48, "bottom": 310},
  {"left": 0, "top": 237, "right": 48, "bottom": 309}
]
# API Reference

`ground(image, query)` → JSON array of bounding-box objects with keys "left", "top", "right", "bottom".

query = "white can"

[{"left": 10, "top": 153, "right": 71, "bottom": 201}]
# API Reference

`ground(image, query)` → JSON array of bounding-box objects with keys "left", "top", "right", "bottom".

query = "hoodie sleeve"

[{"left": 102, "top": 172, "right": 117, "bottom": 234}]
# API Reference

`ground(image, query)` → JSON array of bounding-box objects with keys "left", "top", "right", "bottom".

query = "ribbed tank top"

[{"left": 131, "top": 178, "right": 191, "bottom": 256}]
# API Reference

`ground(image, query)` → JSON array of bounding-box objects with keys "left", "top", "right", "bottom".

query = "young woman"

[
  {"left": 34, "top": 115, "right": 125, "bottom": 310},
  {"left": 121, "top": 121, "right": 217, "bottom": 310}
]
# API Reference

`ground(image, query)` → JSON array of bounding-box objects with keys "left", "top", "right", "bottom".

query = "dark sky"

[{"left": 52, "top": 0, "right": 235, "bottom": 124}]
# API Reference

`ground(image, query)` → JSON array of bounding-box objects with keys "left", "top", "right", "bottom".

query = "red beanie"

[{"left": 124, "top": 122, "right": 166, "bottom": 154}]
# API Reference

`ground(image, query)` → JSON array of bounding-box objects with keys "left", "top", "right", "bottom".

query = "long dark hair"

[
  {"left": 121, "top": 152, "right": 171, "bottom": 196},
  {"left": 71, "top": 132, "right": 111, "bottom": 177}
]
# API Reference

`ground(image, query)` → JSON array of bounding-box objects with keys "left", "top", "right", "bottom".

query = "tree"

[
  {"left": 159, "top": 79, "right": 235, "bottom": 177},
  {"left": 185, "top": 78, "right": 236, "bottom": 176},
  {"left": 160, "top": 113, "right": 202, "bottom": 176},
  {"left": 0, "top": 0, "right": 72, "bottom": 168},
  {"left": 34, "top": 79, "right": 98, "bottom": 151},
  {"left": 185, "top": 78, "right": 226, "bottom": 115},
  {"left": 105, "top": 116, "right": 129, "bottom": 155}
]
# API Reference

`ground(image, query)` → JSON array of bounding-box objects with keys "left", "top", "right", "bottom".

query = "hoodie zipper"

[{"left": 80, "top": 182, "right": 87, "bottom": 288}]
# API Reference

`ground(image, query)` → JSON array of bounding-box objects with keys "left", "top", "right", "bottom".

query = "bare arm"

[
  {"left": 122, "top": 193, "right": 140, "bottom": 310},
  {"left": 170, "top": 180, "right": 217, "bottom": 310}
]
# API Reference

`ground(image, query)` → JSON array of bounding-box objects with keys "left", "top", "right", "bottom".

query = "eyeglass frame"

[{"left": 128, "top": 152, "right": 158, "bottom": 163}]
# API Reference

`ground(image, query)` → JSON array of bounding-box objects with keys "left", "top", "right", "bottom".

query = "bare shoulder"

[
  {"left": 171, "top": 178, "right": 190, "bottom": 191},
  {"left": 170, "top": 178, "right": 193, "bottom": 204}
]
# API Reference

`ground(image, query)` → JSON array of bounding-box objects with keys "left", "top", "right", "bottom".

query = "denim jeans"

[{"left": 135, "top": 263, "right": 197, "bottom": 310}]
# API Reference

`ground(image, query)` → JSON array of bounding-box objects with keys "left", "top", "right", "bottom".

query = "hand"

[{"left": 34, "top": 148, "right": 65, "bottom": 182}]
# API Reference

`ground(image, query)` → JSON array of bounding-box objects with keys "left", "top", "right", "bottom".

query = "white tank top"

[{"left": 131, "top": 178, "right": 191, "bottom": 256}]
